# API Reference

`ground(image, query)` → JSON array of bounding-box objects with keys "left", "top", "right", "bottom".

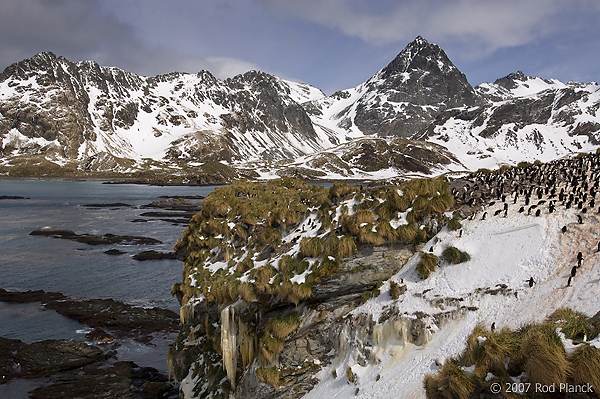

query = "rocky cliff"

[{"left": 168, "top": 177, "right": 457, "bottom": 397}]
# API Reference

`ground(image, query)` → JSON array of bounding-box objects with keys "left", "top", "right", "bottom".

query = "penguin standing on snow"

[
  {"left": 527, "top": 277, "right": 535, "bottom": 288},
  {"left": 571, "top": 266, "right": 578, "bottom": 277},
  {"left": 567, "top": 276, "right": 572, "bottom": 287}
]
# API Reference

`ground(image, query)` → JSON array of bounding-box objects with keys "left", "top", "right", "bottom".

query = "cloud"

[
  {"left": 261, "top": 0, "right": 600, "bottom": 55},
  {"left": 0, "top": 0, "right": 258, "bottom": 78}
]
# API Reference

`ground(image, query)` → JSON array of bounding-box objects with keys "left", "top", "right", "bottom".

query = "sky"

[{"left": 0, "top": 0, "right": 599, "bottom": 94}]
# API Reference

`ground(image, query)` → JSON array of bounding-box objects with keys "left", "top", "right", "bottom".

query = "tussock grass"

[
  {"left": 204, "top": 218, "right": 229, "bottom": 236},
  {"left": 447, "top": 213, "right": 462, "bottom": 231},
  {"left": 346, "top": 366, "right": 357, "bottom": 384},
  {"left": 389, "top": 280, "right": 404, "bottom": 300},
  {"left": 548, "top": 308, "right": 596, "bottom": 340},
  {"left": 236, "top": 281, "right": 256, "bottom": 303},
  {"left": 416, "top": 251, "right": 438, "bottom": 279},
  {"left": 355, "top": 209, "right": 376, "bottom": 225},
  {"left": 251, "top": 226, "right": 283, "bottom": 248},
  {"left": 376, "top": 220, "right": 398, "bottom": 242},
  {"left": 424, "top": 360, "right": 473, "bottom": 399},
  {"left": 339, "top": 214, "right": 359, "bottom": 236},
  {"left": 286, "top": 282, "right": 312, "bottom": 304},
  {"left": 313, "top": 258, "right": 340, "bottom": 280},
  {"left": 255, "top": 366, "right": 280, "bottom": 389},
  {"left": 202, "top": 195, "right": 229, "bottom": 218},
  {"left": 570, "top": 344, "right": 600, "bottom": 390},
  {"left": 299, "top": 237, "right": 324, "bottom": 258},
  {"left": 337, "top": 235, "right": 358, "bottom": 259},
  {"left": 462, "top": 324, "right": 514, "bottom": 377},
  {"left": 251, "top": 264, "right": 277, "bottom": 293},
  {"left": 442, "top": 246, "right": 471, "bottom": 264},
  {"left": 235, "top": 252, "right": 254, "bottom": 274},
  {"left": 396, "top": 224, "right": 418, "bottom": 243},
  {"left": 329, "top": 182, "right": 354, "bottom": 199},
  {"left": 376, "top": 202, "right": 395, "bottom": 221},
  {"left": 521, "top": 324, "right": 570, "bottom": 386},
  {"left": 276, "top": 280, "right": 310, "bottom": 305},
  {"left": 358, "top": 228, "right": 385, "bottom": 246},
  {"left": 260, "top": 334, "right": 284, "bottom": 356},
  {"left": 386, "top": 188, "right": 410, "bottom": 212},
  {"left": 323, "top": 235, "right": 339, "bottom": 258},
  {"left": 266, "top": 312, "right": 301, "bottom": 340},
  {"left": 278, "top": 255, "right": 309, "bottom": 274},
  {"left": 406, "top": 210, "right": 420, "bottom": 225}
]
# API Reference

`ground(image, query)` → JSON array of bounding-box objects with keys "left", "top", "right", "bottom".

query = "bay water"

[{"left": 0, "top": 179, "right": 218, "bottom": 376}]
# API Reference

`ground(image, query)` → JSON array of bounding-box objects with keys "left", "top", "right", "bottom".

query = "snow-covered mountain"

[
  {"left": 305, "top": 36, "right": 480, "bottom": 139},
  {"left": 0, "top": 51, "right": 334, "bottom": 176},
  {"left": 0, "top": 37, "right": 599, "bottom": 181},
  {"left": 418, "top": 71, "right": 600, "bottom": 171}
]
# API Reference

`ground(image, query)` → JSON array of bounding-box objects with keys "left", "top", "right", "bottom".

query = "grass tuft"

[
  {"left": 255, "top": 366, "right": 280, "bottom": 389},
  {"left": 570, "top": 344, "right": 600, "bottom": 390},
  {"left": 548, "top": 308, "right": 596, "bottom": 341},
  {"left": 299, "top": 237, "right": 324, "bottom": 258},
  {"left": 520, "top": 324, "right": 570, "bottom": 386},
  {"left": 416, "top": 251, "right": 438, "bottom": 279},
  {"left": 424, "top": 360, "right": 473, "bottom": 399},
  {"left": 442, "top": 246, "right": 471, "bottom": 264}
]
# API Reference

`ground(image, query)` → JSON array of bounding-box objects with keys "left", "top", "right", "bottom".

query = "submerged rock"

[
  {"left": 132, "top": 250, "right": 177, "bottom": 261},
  {"left": 85, "top": 328, "right": 116, "bottom": 343},
  {"left": 28, "top": 361, "right": 176, "bottom": 399},
  {"left": 0, "top": 337, "right": 106, "bottom": 382},
  {"left": 30, "top": 227, "right": 162, "bottom": 245},
  {"left": 141, "top": 198, "right": 202, "bottom": 212},
  {"left": 44, "top": 298, "right": 179, "bottom": 342},
  {"left": 0, "top": 289, "right": 179, "bottom": 343},
  {"left": 0, "top": 288, "right": 66, "bottom": 303},
  {"left": 0, "top": 195, "right": 30, "bottom": 200},
  {"left": 82, "top": 202, "right": 132, "bottom": 208}
]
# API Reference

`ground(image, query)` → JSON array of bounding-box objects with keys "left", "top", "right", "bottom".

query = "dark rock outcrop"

[
  {"left": 44, "top": 298, "right": 179, "bottom": 342},
  {"left": 132, "top": 250, "right": 178, "bottom": 261},
  {"left": 29, "top": 227, "right": 162, "bottom": 245},
  {"left": 0, "top": 336, "right": 105, "bottom": 382}
]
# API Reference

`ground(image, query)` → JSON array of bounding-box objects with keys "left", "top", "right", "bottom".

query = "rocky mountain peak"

[
  {"left": 380, "top": 36, "right": 450, "bottom": 79},
  {"left": 0, "top": 51, "right": 61, "bottom": 82},
  {"left": 492, "top": 70, "right": 528, "bottom": 90},
  {"left": 325, "top": 36, "right": 482, "bottom": 138}
]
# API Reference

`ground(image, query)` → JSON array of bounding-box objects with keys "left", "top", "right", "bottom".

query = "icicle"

[
  {"left": 239, "top": 320, "right": 256, "bottom": 368},
  {"left": 167, "top": 351, "right": 173, "bottom": 382},
  {"left": 179, "top": 302, "right": 195, "bottom": 325},
  {"left": 221, "top": 305, "right": 238, "bottom": 389}
]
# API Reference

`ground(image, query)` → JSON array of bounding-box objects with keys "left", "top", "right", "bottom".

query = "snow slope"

[{"left": 305, "top": 200, "right": 600, "bottom": 398}]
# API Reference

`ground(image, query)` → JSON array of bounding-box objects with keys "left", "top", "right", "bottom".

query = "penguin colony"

[{"left": 450, "top": 151, "right": 600, "bottom": 288}]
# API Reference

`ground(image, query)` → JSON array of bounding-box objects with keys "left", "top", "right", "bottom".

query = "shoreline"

[{"left": 0, "top": 288, "right": 180, "bottom": 398}]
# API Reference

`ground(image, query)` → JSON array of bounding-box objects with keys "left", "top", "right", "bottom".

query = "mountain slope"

[{"left": 418, "top": 73, "right": 600, "bottom": 171}]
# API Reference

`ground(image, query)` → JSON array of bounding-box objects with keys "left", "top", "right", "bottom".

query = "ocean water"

[
  {"left": 0, "top": 180, "right": 219, "bottom": 377},
  {"left": 0, "top": 179, "right": 218, "bottom": 311}
]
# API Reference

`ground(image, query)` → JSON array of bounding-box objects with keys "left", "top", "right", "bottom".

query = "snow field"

[{"left": 305, "top": 199, "right": 600, "bottom": 399}]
